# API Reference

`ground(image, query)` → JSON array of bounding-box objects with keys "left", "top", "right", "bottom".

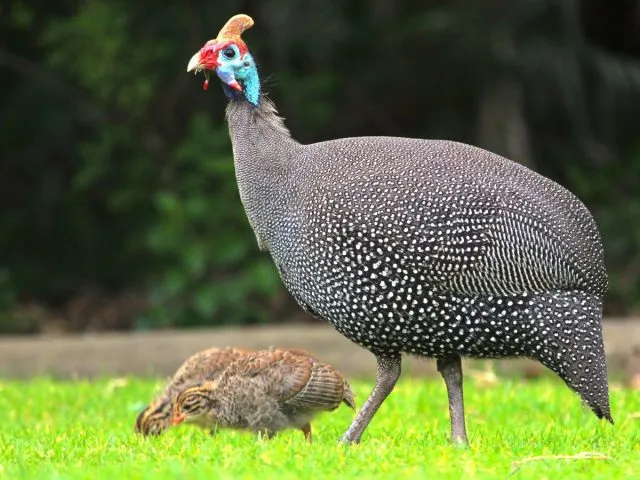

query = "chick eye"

[{"left": 222, "top": 47, "right": 236, "bottom": 59}]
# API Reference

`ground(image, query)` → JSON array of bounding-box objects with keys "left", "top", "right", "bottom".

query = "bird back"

[{"left": 216, "top": 348, "right": 354, "bottom": 412}]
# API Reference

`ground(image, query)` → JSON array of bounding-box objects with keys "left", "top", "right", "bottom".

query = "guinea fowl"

[
  {"left": 172, "top": 348, "right": 356, "bottom": 442},
  {"left": 186, "top": 14, "right": 612, "bottom": 445},
  {"left": 135, "top": 346, "right": 252, "bottom": 436}
]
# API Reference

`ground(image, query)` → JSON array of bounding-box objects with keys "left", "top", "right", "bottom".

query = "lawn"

[{"left": 0, "top": 374, "right": 638, "bottom": 479}]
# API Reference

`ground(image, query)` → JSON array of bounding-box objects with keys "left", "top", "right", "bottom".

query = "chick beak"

[{"left": 172, "top": 414, "right": 186, "bottom": 426}]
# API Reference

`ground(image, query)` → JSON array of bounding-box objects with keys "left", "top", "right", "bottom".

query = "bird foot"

[
  {"left": 338, "top": 437, "right": 360, "bottom": 446},
  {"left": 301, "top": 423, "right": 313, "bottom": 443},
  {"left": 451, "top": 435, "right": 470, "bottom": 449},
  {"left": 338, "top": 434, "right": 360, "bottom": 445}
]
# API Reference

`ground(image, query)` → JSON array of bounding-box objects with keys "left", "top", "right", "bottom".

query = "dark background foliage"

[{"left": 1, "top": 0, "right": 639, "bottom": 333}]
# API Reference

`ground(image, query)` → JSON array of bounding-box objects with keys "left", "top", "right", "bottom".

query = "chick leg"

[{"left": 301, "top": 422, "right": 312, "bottom": 443}]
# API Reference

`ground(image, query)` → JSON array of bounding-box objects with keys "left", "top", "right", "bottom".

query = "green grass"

[{"left": 0, "top": 376, "right": 638, "bottom": 479}]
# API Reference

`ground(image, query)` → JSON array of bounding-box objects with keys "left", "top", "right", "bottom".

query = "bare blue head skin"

[{"left": 215, "top": 45, "right": 260, "bottom": 107}]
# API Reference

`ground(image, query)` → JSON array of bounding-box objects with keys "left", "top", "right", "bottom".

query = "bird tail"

[
  {"left": 342, "top": 379, "right": 357, "bottom": 410},
  {"left": 529, "top": 290, "right": 613, "bottom": 423}
]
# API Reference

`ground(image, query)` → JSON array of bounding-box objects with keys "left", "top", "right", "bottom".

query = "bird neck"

[
  {"left": 221, "top": 65, "right": 261, "bottom": 107},
  {"left": 225, "top": 96, "right": 301, "bottom": 252}
]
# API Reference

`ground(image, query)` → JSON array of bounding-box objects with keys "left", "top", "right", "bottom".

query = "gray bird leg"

[
  {"left": 340, "top": 355, "right": 401, "bottom": 444},
  {"left": 436, "top": 354, "right": 469, "bottom": 446}
]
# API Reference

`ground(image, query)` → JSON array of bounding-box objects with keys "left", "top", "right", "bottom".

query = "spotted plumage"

[{"left": 186, "top": 14, "right": 612, "bottom": 445}]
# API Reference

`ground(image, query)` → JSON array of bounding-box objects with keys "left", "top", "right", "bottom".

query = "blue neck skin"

[{"left": 222, "top": 66, "right": 261, "bottom": 107}]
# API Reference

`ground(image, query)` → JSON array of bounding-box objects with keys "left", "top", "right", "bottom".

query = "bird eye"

[
  {"left": 183, "top": 399, "right": 197, "bottom": 412},
  {"left": 222, "top": 47, "right": 236, "bottom": 59}
]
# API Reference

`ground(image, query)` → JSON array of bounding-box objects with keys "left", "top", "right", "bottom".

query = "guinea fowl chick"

[
  {"left": 135, "top": 346, "right": 252, "bottom": 436},
  {"left": 172, "top": 348, "right": 356, "bottom": 442}
]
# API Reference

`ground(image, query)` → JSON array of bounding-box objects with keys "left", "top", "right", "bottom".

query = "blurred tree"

[{"left": 0, "top": 0, "right": 638, "bottom": 332}]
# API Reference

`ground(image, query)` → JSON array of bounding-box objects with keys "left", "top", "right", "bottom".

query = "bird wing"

[
  {"left": 307, "top": 179, "right": 605, "bottom": 298},
  {"left": 219, "top": 349, "right": 349, "bottom": 411},
  {"left": 407, "top": 187, "right": 602, "bottom": 296},
  {"left": 269, "top": 348, "right": 355, "bottom": 410},
  {"left": 400, "top": 190, "right": 571, "bottom": 296},
  {"left": 284, "top": 361, "right": 353, "bottom": 411},
  {"left": 219, "top": 349, "right": 312, "bottom": 402},
  {"left": 167, "top": 347, "right": 251, "bottom": 400}
]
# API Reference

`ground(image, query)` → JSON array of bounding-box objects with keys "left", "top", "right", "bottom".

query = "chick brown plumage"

[
  {"left": 135, "top": 346, "right": 252, "bottom": 436},
  {"left": 172, "top": 348, "right": 356, "bottom": 441}
]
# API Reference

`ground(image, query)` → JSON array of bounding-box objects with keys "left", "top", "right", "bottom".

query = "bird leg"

[
  {"left": 340, "top": 355, "right": 401, "bottom": 444},
  {"left": 301, "top": 423, "right": 312, "bottom": 443},
  {"left": 255, "top": 429, "right": 276, "bottom": 441},
  {"left": 436, "top": 354, "right": 469, "bottom": 446}
]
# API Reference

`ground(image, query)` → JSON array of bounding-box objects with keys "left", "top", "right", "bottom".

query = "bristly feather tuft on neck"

[{"left": 226, "top": 95, "right": 292, "bottom": 138}]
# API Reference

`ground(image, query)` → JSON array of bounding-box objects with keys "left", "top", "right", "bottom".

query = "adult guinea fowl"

[{"left": 186, "top": 14, "right": 612, "bottom": 445}]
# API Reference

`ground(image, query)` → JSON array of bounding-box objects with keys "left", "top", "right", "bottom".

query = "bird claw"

[
  {"left": 338, "top": 434, "right": 360, "bottom": 445},
  {"left": 451, "top": 436, "right": 470, "bottom": 449}
]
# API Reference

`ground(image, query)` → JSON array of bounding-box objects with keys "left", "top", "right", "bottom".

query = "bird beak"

[
  {"left": 187, "top": 51, "right": 202, "bottom": 73},
  {"left": 172, "top": 414, "right": 185, "bottom": 426},
  {"left": 186, "top": 47, "right": 242, "bottom": 92},
  {"left": 187, "top": 50, "right": 212, "bottom": 90}
]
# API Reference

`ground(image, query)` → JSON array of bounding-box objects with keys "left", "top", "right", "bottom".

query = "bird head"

[
  {"left": 134, "top": 399, "right": 172, "bottom": 437},
  {"left": 186, "top": 14, "right": 260, "bottom": 106},
  {"left": 172, "top": 382, "right": 218, "bottom": 426}
]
